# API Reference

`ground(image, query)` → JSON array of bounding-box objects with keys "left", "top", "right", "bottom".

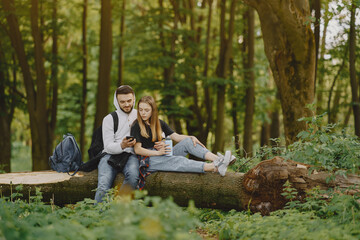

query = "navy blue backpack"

[{"left": 49, "top": 133, "right": 82, "bottom": 175}]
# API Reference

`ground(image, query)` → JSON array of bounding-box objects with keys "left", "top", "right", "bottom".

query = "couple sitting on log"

[{"left": 95, "top": 85, "right": 235, "bottom": 203}]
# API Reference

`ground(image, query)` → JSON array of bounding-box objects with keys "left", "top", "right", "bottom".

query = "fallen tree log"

[{"left": 0, "top": 157, "right": 359, "bottom": 214}]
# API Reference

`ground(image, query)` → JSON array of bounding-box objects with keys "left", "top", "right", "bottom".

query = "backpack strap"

[{"left": 110, "top": 111, "right": 119, "bottom": 134}]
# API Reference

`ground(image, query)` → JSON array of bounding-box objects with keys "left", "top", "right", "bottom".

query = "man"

[{"left": 95, "top": 85, "right": 138, "bottom": 203}]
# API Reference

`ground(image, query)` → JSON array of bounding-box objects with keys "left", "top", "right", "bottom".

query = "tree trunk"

[
  {"left": 313, "top": 0, "right": 320, "bottom": 93},
  {"left": 159, "top": 0, "right": 182, "bottom": 133},
  {"left": 182, "top": 0, "right": 206, "bottom": 142},
  {"left": 243, "top": 0, "right": 315, "bottom": 145},
  {"left": 270, "top": 109, "right": 280, "bottom": 145},
  {"left": 316, "top": 2, "right": 329, "bottom": 115},
  {"left": 213, "top": 0, "right": 236, "bottom": 153},
  {"left": 349, "top": 1, "right": 360, "bottom": 137},
  {"left": 50, "top": 0, "right": 58, "bottom": 158},
  {"left": 80, "top": 0, "right": 88, "bottom": 160},
  {"left": 94, "top": 0, "right": 113, "bottom": 129},
  {"left": 0, "top": 41, "right": 12, "bottom": 173},
  {"left": 30, "top": 0, "right": 52, "bottom": 171},
  {"left": 327, "top": 51, "right": 346, "bottom": 124},
  {"left": 202, "top": 0, "right": 213, "bottom": 145},
  {"left": 242, "top": 7, "right": 255, "bottom": 157},
  {"left": 1, "top": 157, "right": 359, "bottom": 215},
  {"left": 2, "top": 0, "right": 53, "bottom": 170},
  {"left": 260, "top": 121, "right": 270, "bottom": 147},
  {"left": 117, "top": 0, "right": 126, "bottom": 86}
]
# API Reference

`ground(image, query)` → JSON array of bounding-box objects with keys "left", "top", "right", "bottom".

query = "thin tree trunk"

[
  {"left": 316, "top": 2, "right": 329, "bottom": 115},
  {"left": 80, "top": 0, "right": 88, "bottom": 159},
  {"left": 349, "top": 1, "right": 360, "bottom": 137},
  {"left": 343, "top": 104, "right": 352, "bottom": 127},
  {"left": 270, "top": 92, "right": 281, "bottom": 154},
  {"left": 244, "top": 0, "right": 315, "bottom": 145},
  {"left": 182, "top": 0, "right": 206, "bottom": 141},
  {"left": 117, "top": 0, "right": 126, "bottom": 86},
  {"left": 0, "top": 41, "right": 12, "bottom": 173},
  {"left": 260, "top": 121, "right": 270, "bottom": 147},
  {"left": 243, "top": 7, "right": 255, "bottom": 157},
  {"left": 313, "top": 0, "right": 320, "bottom": 93},
  {"left": 327, "top": 50, "right": 347, "bottom": 124},
  {"left": 94, "top": 0, "right": 113, "bottom": 129},
  {"left": 161, "top": 0, "right": 181, "bottom": 133},
  {"left": 213, "top": 0, "right": 236, "bottom": 153},
  {"left": 203, "top": 0, "right": 213, "bottom": 145},
  {"left": 329, "top": 86, "right": 342, "bottom": 124},
  {"left": 50, "top": 0, "right": 58, "bottom": 155}
]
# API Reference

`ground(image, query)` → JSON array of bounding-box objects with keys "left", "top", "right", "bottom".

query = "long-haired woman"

[{"left": 130, "top": 96, "right": 234, "bottom": 180}]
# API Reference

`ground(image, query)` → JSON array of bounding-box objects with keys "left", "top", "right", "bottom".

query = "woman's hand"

[
  {"left": 154, "top": 141, "right": 166, "bottom": 151},
  {"left": 190, "top": 136, "right": 205, "bottom": 148},
  {"left": 154, "top": 140, "right": 172, "bottom": 156}
]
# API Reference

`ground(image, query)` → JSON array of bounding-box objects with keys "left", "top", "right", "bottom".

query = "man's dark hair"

[{"left": 116, "top": 85, "right": 134, "bottom": 95}]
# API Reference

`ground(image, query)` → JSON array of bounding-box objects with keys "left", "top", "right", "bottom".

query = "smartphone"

[{"left": 126, "top": 136, "right": 134, "bottom": 141}]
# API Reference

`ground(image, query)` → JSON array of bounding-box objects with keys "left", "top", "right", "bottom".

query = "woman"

[{"left": 130, "top": 96, "right": 234, "bottom": 180}]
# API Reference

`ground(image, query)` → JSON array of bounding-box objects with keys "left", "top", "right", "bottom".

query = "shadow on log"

[{"left": 0, "top": 157, "right": 359, "bottom": 214}]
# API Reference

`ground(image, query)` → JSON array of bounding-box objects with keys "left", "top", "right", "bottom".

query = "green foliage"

[
  {"left": 200, "top": 190, "right": 360, "bottom": 240},
  {"left": 281, "top": 181, "right": 301, "bottom": 209},
  {"left": 11, "top": 142, "right": 32, "bottom": 172},
  {"left": 245, "top": 113, "right": 360, "bottom": 175},
  {"left": 0, "top": 190, "right": 201, "bottom": 240},
  {"left": 287, "top": 113, "right": 360, "bottom": 173}
]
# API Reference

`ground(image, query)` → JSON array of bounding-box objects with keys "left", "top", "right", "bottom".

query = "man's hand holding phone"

[{"left": 121, "top": 136, "right": 136, "bottom": 149}]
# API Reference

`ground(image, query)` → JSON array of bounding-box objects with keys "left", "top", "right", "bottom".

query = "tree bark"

[
  {"left": 94, "top": 0, "right": 113, "bottom": 129},
  {"left": 243, "top": 0, "right": 315, "bottom": 145},
  {"left": 349, "top": 1, "right": 360, "bottom": 137},
  {"left": 1, "top": 157, "right": 359, "bottom": 215},
  {"left": 242, "top": 7, "right": 255, "bottom": 157},
  {"left": 80, "top": 0, "right": 88, "bottom": 160}
]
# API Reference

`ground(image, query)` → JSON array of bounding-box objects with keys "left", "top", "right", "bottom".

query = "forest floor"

[{"left": 196, "top": 228, "right": 218, "bottom": 240}]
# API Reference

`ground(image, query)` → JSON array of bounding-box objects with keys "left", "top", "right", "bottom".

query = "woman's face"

[{"left": 139, "top": 102, "right": 152, "bottom": 123}]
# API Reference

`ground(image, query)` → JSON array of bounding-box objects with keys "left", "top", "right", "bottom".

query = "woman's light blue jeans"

[
  {"left": 147, "top": 137, "right": 209, "bottom": 173},
  {"left": 95, "top": 153, "right": 139, "bottom": 203}
]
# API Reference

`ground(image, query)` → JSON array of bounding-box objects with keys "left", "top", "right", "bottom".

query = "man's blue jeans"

[{"left": 94, "top": 153, "right": 139, "bottom": 203}]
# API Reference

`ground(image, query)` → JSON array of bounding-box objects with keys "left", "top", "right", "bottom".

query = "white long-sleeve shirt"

[{"left": 102, "top": 90, "right": 137, "bottom": 155}]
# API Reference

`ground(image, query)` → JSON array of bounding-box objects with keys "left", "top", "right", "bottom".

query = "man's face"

[{"left": 117, "top": 93, "right": 134, "bottom": 113}]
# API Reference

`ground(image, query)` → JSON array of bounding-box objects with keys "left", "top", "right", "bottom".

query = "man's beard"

[{"left": 120, "top": 105, "right": 133, "bottom": 113}]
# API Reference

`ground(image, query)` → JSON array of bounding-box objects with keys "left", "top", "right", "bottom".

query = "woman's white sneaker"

[{"left": 218, "top": 151, "right": 231, "bottom": 176}]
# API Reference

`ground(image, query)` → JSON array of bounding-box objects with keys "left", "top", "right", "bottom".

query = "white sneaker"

[
  {"left": 214, "top": 152, "right": 224, "bottom": 167},
  {"left": 217, "top": 152, "right": 236, "bottom": 165},
  {"left": 218, "top": 150, "right": 231, "bottom": 176}
]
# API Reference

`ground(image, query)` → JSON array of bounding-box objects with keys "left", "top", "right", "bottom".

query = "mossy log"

[{"left": 0, "top": 157, "right": 359, "bottom": 213}]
